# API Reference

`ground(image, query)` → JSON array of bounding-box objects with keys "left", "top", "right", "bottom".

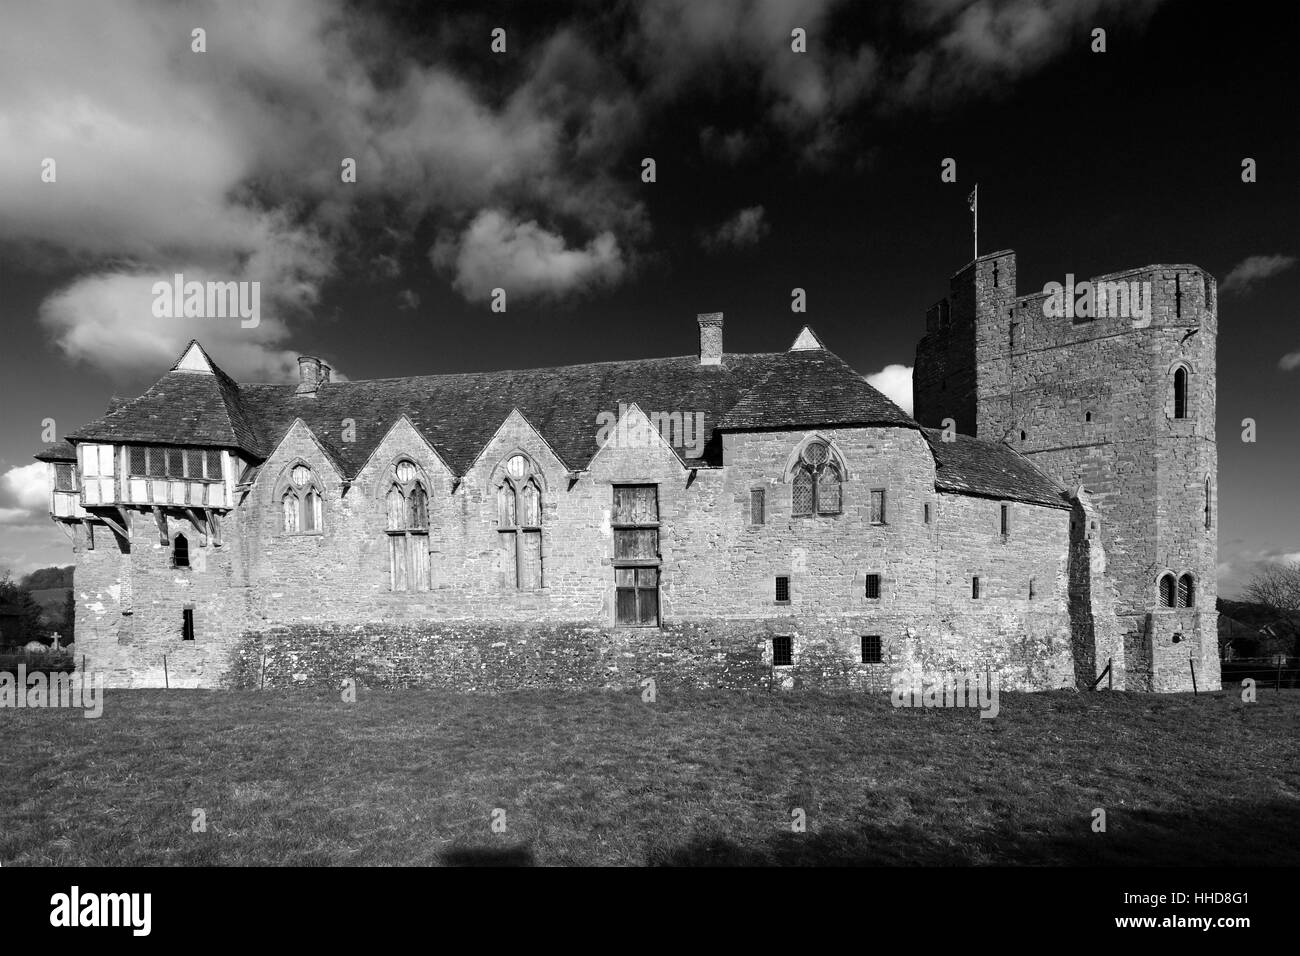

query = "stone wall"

[
  {"left": 913, "top": 252, "right": 1220, "bottom": 692},
  {"left": 70, "top": 412, "right": 1082, "bottom": 692}
]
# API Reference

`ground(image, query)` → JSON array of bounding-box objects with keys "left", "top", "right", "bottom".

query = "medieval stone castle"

[{"left": 38, "top": 249, "right": 1219, "bottom": 693}]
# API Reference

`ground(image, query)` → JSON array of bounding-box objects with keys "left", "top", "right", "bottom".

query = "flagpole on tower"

[{"left": 968, "top": 183, "right": 979, "bottom": 261}]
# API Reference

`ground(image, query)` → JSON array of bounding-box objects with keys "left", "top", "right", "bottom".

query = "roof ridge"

[{"left": 235, "top": 351, "right": 785, "bottom": 388}]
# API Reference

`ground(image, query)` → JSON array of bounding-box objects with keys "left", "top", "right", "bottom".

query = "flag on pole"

[
  {"left": 967, "top": 185, "right": 977, "bottom": 211},
  {"left": 967, "top": 183, "right": 978, "bottom": 259}
]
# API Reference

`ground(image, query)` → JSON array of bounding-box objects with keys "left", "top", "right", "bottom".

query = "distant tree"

[
  {"left": 21, "top": 565, "right": 73, "bottom": 590},
  {"left": 62, "top": 588, "right": 76, "bottom": 641},
  {"left": 0, "top": 569, "right": 46, "bottom": 648},
  {"left": 1244, "top": 560, "right": 1300, "bottom": 655}
]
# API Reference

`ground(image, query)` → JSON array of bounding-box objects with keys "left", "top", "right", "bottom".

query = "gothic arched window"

[
  {"left": 173, "top": 533, "right": 190, "bottom": 569},
  {"left": 1177, "top": 573, "right": 1195, "bottom": 608},
  {"left": 792, "top": 440, "right": 842, "bottom": 517},
  {"left": 281, "top": 464, "right": 324, "bottom": 533},
  {"left": 1173, "top": 366, "right": 1189, "bottom": 419},
  {"left": 1158, "top": 573, "right": 1176, "bottom": 609},
  {"left": 386, "top": 459, "right": 429, "bottom": 591},
  {"left": 497, "top": 454, "right": 543, "bottom": 589}
]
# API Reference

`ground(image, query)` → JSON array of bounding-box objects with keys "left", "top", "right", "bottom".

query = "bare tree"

[{"left": 1244, "top": 560, "right": 1300, "bottom": 655}]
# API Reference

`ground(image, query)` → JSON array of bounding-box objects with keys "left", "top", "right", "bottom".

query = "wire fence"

[{"left": 1220, "top": 656, "right": 1300, "bottom": 690}]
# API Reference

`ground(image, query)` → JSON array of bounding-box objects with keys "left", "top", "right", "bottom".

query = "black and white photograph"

[{"left": 0, "top": 0, "right": 1295, "bottom": 932}]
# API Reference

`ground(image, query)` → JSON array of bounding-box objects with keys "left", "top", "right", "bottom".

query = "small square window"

[
  {"left": 775, "top": 575, "right": 790, "bottom": 604},
  {"left": 861, "top": 635, "right": 882, "bottom": 664},
  {"left": 772, "top": 635, "right": 793, "bottom": 667},
  {"left": 864, "top": 573, "right": 881, "bottom": 600},
  {"left": 750, "top": 488, "right": 765, "bottom": 525}
]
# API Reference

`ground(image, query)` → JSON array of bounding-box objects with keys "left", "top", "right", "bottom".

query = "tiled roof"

[
  {"left": 238, "top": 352, "right": 789, "bottom": 475},
  {"left": 67, "top": 342, "right": 262, "bottom": 454},
  {"left": 717, "top": 349, "right": 916, "bottom": 431},
  {"left": 58, "top": 340, "right": 1073, "bottom": 509},
  {"left": 923, "top": 429, "right": 1071, "bottom": 509},
  {"left": 34, "top": 441, "right": 76, "bottom": 462}
]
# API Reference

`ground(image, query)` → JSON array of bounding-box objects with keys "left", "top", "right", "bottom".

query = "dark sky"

[{"left": 0, "top": 0, "right": 1296, "bottom": 594}]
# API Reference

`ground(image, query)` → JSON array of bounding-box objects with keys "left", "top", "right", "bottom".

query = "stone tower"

[{"left": 914, "top": 250, "right": 1220, "bottom": 692}]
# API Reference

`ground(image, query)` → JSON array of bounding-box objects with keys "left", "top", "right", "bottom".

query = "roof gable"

[{"left": 718, "top": 349, "right": 917, "bottom": 432}]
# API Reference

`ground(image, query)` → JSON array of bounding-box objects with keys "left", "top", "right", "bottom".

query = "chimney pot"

[
  {"left": 319, "top": 363, "right": 331, "bottom": 384},
  {"left": 697, "top": 312, "right": 724, "bottom": 366},
  {"left": 296, "top": 355, "right": 322, "bottom": 394}
]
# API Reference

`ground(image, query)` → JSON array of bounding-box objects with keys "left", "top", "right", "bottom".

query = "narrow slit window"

[
  {"left": 972, "top": 576, "right": 981, "bottom": 599},
  {"left": 864, "top": 573, "right": 881, "bottom": 600},
  {"left": 1000, "top": 503, "right": 1010, "bottom": 538},
  {"left": 775, "top": 575, "right": 790, "bottom": 604},
  {"left": 1173, "top": 367, "right": 1188, "bottom": 419},
  {"left": 750, "top": 488, "right": 765, "bottom": 525},
  {"left": 772, "top": 635, "right": 793, "bottom": 667},
  {"left": 923, "top": 502, "right": 932, "bottom": 525},
  {"left": 182, "top": 608, "right": 195, "bottom": 641},
  {"left": 870, "top": 489, "right": 887, "bottom": 525}
]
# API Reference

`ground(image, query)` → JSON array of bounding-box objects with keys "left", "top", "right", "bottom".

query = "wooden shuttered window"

[
  {"left": 386, "top": 460, "right": 430, "bottom": 592},
  {"left": 613, "top": 485, "right": 659, "bottom": 625}
]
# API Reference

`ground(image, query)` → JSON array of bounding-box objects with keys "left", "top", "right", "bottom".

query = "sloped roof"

[
  {"left": 67, "top": 341, "right": 262, "bottom": 454},
  {"left": 239, "top": 352, "right": 789, "bottom": 475},
  {"left": 58, "top": 340, "right": 1074, "bottom": 509},
  {"left": 717, "top": 349, "right": 916, "bottom": 431},
  {"left": 923, "top": 429, "right": 1071, "bottom": 509},
  {"left": 34, "top": 440, "right": 76, "bottom": 462}
]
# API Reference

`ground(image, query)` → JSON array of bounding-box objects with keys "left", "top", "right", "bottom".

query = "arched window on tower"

[
  {"left": 497, "top": 454, "right": 543, "bottom": 589},
  {"left": 1173, "top": 367, "right": 1188, "bottom": 419},
  {"left": 1158, "top": 573, "right": 1176, "bottom": 609},
  {"left": 1177, "top": 574, "right": 1195, "bottom": 608},
  {"left": 172, "top": 533, "right": 190, "bottom": 569},
  {"left": 385, "top": 459, "right": 429, "bottom": 591},
  {"left": 1204, "top": 477, "right": 1213, "bottom": 530},
  {"left": 791, "top": 440, "right": 842, "bottom": 517}
]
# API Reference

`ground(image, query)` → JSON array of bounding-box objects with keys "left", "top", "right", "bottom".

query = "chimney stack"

[
  {"left": 697, "top": 312, "right": 723, "bottom": 366},
  {"left": 318, "top": 362, "right": 332, "bottom": 385},
  {"left": 296, "top": 355, "right": 322, "bottom": 395}
]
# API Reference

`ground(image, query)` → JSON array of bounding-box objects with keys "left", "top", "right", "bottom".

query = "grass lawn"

[{"left": 1, "top": 687, "right": 1297, "bottom": 865}]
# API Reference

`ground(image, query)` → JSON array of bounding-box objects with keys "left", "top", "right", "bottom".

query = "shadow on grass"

[
  {"left": 648, "top": 799, "right": 1300, "bottom": 866},
  {"left": 440, "top": 843, "right": 536, "bottom": 866}
]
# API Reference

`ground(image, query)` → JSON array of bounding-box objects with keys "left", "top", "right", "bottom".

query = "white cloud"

[
  {"left": 1280, "top": 351, "right": 1300, "bottom": 372},
  {"left": 432, "top": 210, "right": 626, "bottom": 303},
  {"left": 1220, "top": 254, "right": 1297, "bottom": 294},
  {"left": 38, "top": 270, "right": 305, "bottom": 383},
  {"left": 701, "top": 206, "right": 770, "bottom": 252},
  {"left": 865, "top": 364, "right": 914, "bottom": 415},
  {"left": 2, "top": 462, "right": 48, "bottom": 511}
]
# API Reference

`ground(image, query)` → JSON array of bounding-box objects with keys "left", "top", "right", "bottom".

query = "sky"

[{"left": 0, "top": 0, "right": 1296, "bottom": 597}]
